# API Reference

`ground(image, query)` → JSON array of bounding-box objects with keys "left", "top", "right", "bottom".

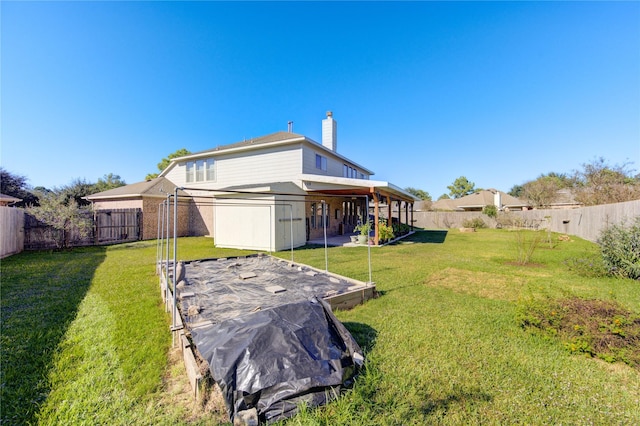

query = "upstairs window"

[
  {"left": 315, "top": 154, "right": 327, "bottom": 171},
  {"left": 186, "top": 157, "right": 215, "bottom": 183}
]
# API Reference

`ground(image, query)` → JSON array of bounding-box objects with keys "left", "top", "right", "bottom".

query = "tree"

[
  {"left": 146, "top": 148, "right": 191, "bottom": 180},
  {"left": 447, "top": 176, "right": 476, "bottom": 199},
  {"left": 521, "top": 175, "right": 563, "bottom": 208},
  {"left": 438, "top": 193, "right": 450, "bottom": 200},
  {"left": 57, "top": 178, "right": 96, "bottom": 207},
  {"left": 93, "top": 173, "right": 126, "bottom": 193},
  {"left": 572, "top": 157, "right": 640, "bottom": 206},
  {"left": 0, "top": 168, "right": 39, "bottom": 206},
  {"left": 404, "top": 187, "right": 432, "bottom": 201},
  {"left": 26, "top": 189, "right": 92, "bottom": 249},
  {"left": 508, "top": 184, "right": 524, "bottom": 198}
]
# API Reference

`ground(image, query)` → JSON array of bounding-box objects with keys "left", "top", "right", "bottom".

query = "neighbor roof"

[
  {"left": 0, "top": 193, "right": 21, "bottom": 205},
  {"left": 431, "top": 189, "right": 529, "bottom": 211}
]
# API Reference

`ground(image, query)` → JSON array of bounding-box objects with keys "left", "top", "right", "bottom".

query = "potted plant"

[{"left": 354, "top": 220, "right": 371, "bottom": 244}]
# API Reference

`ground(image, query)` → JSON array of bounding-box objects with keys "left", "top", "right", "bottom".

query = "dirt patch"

[
  {"left": 519, "top": 297, "right": 640, "bottom": 369},
  {"left": 425, "top": 268, "right": 526, "bottom": 302},
  {"left": 160, "top": 347, "right": 228, "bottom": 424}
]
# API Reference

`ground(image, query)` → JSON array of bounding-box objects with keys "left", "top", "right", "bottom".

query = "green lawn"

[{"left": 1, "top": 231, "right": 639, "bottom": 425}]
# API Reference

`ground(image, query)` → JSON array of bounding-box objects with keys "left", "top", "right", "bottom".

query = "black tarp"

[{"left": 191, "top": 297, "right": 364, "bottom": 423}]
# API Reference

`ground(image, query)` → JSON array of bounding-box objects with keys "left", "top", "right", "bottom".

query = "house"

[
  {"left": 88, "top": 112, "right": 417, "bottom": 250},
  {"left": 430, "top": 189, "right": 529, "bottom": 212},
  {"left": 0, "top": 193, "right": 22, "bottom": 207}
]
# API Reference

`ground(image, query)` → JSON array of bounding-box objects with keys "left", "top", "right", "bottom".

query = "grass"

[{"left": 1, "top": 231, "right": 639, "bottom": 424}]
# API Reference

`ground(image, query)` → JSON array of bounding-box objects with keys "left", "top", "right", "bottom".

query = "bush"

[
  {"left": 378, "top": 221, "right": 395, "bottom": 242},
  {"left": 482, "top": 205, "right": 498, "bottom": 218},
  {"left": 564, "top": 254, "right": 607, "bottom": 278},
  {"left": 462, "top": 217, "right": 486, "bottom": 229},
  {"left": 598, "top": 217, "right": 640, "bottom": 280}
]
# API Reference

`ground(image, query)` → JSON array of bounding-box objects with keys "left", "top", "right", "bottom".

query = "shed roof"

[{"left": 85, "top": 177, "right": 189, "bottom": 200}]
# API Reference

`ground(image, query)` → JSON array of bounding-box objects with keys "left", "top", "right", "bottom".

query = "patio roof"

[{"left": 299, "top": 174, "right": 418, "bottom": 203}]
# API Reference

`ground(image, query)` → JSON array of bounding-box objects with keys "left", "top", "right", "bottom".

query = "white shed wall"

[{"left": 213, "top": 196, "right": 307, "bottom": 251}]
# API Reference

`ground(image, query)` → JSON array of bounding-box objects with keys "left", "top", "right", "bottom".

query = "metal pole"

[
  {"left": 322, "top": 200, "right": 328, "bottom": 272},
  {"left": 367, "top": 195, "right": 372, "bottom": 285},
  {"left": 172, "top": 188, "right": 178, "bottom": 333},
  {"left": 290, "top": 203, "right": 294, "bottom": 263},
  {"left": 165, "top": 196, "right": 171, "bottom": 313},
  {"left": 156, "top": 203, "right": 161, "bottom": 274}
]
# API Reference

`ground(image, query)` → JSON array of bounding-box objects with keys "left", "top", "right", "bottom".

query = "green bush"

[
  {"left": 462, "top": 217, "right": 486, "bottom": 229},
  {"left": 482, "top": 204, "right": 498, "bottom": 218},
  {"left": 378, "top": 221, "right": 395, "bottom": 242},
  {"left": 598, "top": 217, "right": 640, "bottom": 280}
]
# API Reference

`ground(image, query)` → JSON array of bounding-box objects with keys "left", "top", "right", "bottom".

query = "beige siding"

[
  {"left": 216, "top": 146, "right": 301, "bottom": 187},
  {"left": 164, "top": 161, "right": 189, "bottom": 187},
  {"left": 166, "top": 146, "right": 302, "bottom": 190},
  {"left": 302, "top": 145, "right": 369, "bottom": 179}
]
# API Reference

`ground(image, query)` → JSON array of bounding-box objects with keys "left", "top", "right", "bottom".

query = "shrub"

[
  {"left": 461, "top": 217, "right": 486, "bottom": 229},
  {"left": 512, "top": 229, "right": 543, "bottom": 265},
  {"left": 482, "top": 205, "right": 498, "bottom": 218},
  {"left": 564, "top": 254, "right": 607, "bottom": 278},
  {"left": 378, "top": 221, "right": 395, "bottom": 242},
  {"left": 518, "top": 297, "right": 640, "bottom": 368},
  {"left": 598, "top": 217, "right": 640, "bottom": 280}
]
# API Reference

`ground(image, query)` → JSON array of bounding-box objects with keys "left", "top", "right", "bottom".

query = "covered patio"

[{"left": 300, "top": 175, "right": 418, "bottom": 246}]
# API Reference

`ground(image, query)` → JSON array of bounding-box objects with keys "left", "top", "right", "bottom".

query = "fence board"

[{"left": 0, "top": 207, "right": 25, "bottom": 258}]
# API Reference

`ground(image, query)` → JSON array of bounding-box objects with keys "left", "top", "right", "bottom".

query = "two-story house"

[{"left": 88, "top": 112, "right": 417, "bottom": 251}]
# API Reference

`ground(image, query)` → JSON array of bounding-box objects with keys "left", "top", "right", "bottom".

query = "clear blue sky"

[{"left": 2, "top": 1, "right": 639, "bottom": 198}]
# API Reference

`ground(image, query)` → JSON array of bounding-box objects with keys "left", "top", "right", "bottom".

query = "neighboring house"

[
  {"left": 88, "top": 112, "right": 417, "bottom": 250},
  {"left": 431, "top": 189, "right": 529, "bottom": 212},
  {"left": 547, "top": 188, "right": 582, "bottom": 209},
  {"left": 0, "top": 193, "right": 21, "bottom": 206}
]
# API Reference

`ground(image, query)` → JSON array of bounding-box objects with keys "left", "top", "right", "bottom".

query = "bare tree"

[{"left": 573, "top": 158, "right": 640, "bottom": 206}]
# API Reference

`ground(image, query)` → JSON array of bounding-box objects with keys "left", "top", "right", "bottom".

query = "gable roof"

[
  {"left": 159, "top": 131, "right": 374, "bottom": 177},
  {"left": 192, "top": 131, "right": 306, "bottom": 155},
  {"left": 432, "top": 189, "right": 529, "bottom": 211},
  {"left": 85, "top": 177, "right": 189, "bottom": 200}
]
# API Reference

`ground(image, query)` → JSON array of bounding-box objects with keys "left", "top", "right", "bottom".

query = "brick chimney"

[{"left": 322, "top": 111, "right": 337, "bottom": 152}]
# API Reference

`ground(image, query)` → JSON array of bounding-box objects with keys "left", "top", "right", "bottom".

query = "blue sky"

[{"left": 2, "top": 1, "right": 639, "bottom": 198}]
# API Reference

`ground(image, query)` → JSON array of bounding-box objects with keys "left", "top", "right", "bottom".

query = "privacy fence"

[
  {"left": 1, "top": 207, "right": 25, "bottom": 258},
  {"left": 1, "top": 208, "right": 142, "bottom": 254},
  {"left": 413, "top": 199, "right": 640, "bottom": 242}
]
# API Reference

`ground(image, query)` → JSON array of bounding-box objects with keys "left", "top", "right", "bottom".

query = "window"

[
  {"left": 196, "top": 160, "right": 205, "bottom": 182},
  {"left": 185, "top": 157, "right": 215, "bottom": 183},
  {"left": 206, "top": 159, "right": 215, "bottom": 180},
  {"left": 186, "top": 162, "right": 194, "bottom": 183},
  {"left": 315, "top": 154, "right": 327, "bottom": 171}
]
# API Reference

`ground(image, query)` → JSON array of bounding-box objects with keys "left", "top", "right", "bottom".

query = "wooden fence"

[
  {"left": 23, "top": 208, "right": 142, "bottom": 250},
  {"left": 1, "top": 207, "right": 25, "bottom": 258},
  {"left": 94, "top": 209, "right": 141, "bottom": 244},
  {"left": 413, "top": 199, "right": 640, "bottom": 242}
]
